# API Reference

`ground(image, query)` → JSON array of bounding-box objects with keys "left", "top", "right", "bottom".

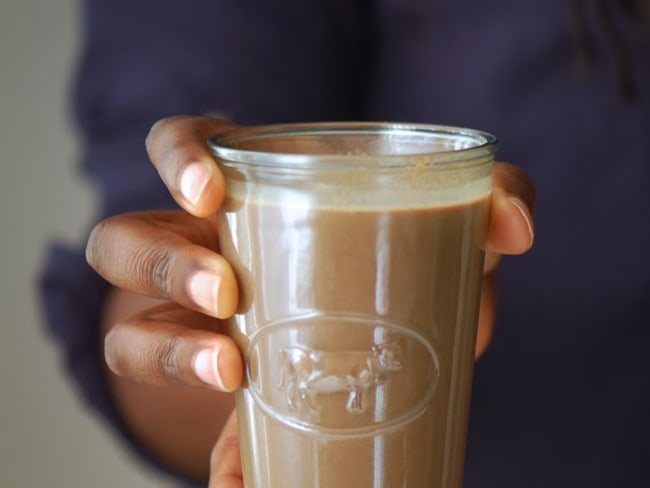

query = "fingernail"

[
  {"left": 509, "top": 197, "right": 534, "bottom": 249},
  {"left": 188, "top": 270, "right": 221, "bottom": 315},
  {"left": 180, "top": 161, "right": 212, "bottom": 207},
  {"left": 193, "top": 348, "right": 226, "bottom": 390}
]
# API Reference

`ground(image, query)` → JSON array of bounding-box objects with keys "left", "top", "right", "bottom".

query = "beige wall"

[{"left": 0, "top": 2, "right": 172, "bottom": 486}]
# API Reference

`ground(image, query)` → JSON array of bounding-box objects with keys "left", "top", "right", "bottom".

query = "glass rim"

[{"left": 207, "top": 121, "right": 498, "bottom": 169}]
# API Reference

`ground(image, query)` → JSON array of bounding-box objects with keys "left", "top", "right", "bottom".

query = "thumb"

[
  {"left": 209, "top": 412, "right": 244, "bottom": 488},
  {"left": 486, "top": 162, "right": 536, "bottom": 259}
]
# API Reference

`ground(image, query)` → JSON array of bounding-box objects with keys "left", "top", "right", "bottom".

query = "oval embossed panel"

[{"left": 246, "top": 314, "right": 440, "bottom": 437}]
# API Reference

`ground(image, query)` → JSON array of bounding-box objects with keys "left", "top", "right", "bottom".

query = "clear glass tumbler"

[{"left": 208, "top": 122, "right": 496, "bottom": 488}]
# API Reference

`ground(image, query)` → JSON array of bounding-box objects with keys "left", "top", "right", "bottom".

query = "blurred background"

[{"left": 0, "top": 2, "right": 171, "bottom": 486}]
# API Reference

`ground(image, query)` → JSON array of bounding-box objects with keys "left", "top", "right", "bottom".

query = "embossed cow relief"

[
  {"left": 246, "top": 314, "right": 440, "bottom": 436},
  {"left": 277, "top": 342, "right": 403, "bottom": 417}
]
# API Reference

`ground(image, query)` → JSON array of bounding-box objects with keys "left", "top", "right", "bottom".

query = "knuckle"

[
  {"left": 85, "top": 212, "right": 186, "bottom": 299},
  {"left": 146, "top": 117, "right": 174, "bottom": 150},
  {"left": 134, "top": 244, "right": 177, "bottom": 299},
  {"left": 104, "top": 326, "right": 187, "bottom": 385},
  {"left": 151, "top": 334, "right": 185, "bottom": 384},
  {"left": 146, "top": 116, "right": 188, "bottom": 165}
]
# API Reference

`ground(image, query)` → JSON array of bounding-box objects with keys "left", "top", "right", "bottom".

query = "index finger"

[{"left": 146, "top": 115, "right": 236, "bottom": 217}]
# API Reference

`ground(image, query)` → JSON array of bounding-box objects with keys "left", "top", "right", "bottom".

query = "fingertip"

[
  {"left": 215, "top": 262, "right": 239, "bottom": 319},
  {"left": 180, "top": 161, "right": 213, "bottom": 207},
  {"left": 487, "top": 188, "right": 535, "bottom": 255},
  {"left": 192, "top": 343, "right": 241, "bottom": 392},
  {"left": 193, "top": 348, "right": 225, "bottom": 389},
  {"left": 188, "top": 270, "right": 222, "bottom": 315},
  {"left": 508, "top": 196, "right": 534, "bottom": 249},
  {"left": 217, "top": 341, "right": 244, "bottom": 392},
  {"left": 192, "top": 338, "right": 242, "bottom": 392},
  {"left": 186, "top": 258, "right": 239, "bottom": 319},
  {"left": 179, "top": 160, "right": 225, "bottom": 217},
  {"left": 147, "top": 115, "right": 232, "bottom": 217}
]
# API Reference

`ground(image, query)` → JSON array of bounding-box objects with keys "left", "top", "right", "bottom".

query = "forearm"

[{"left": 100, "top": 286, "right": 234, "bottom": 480}]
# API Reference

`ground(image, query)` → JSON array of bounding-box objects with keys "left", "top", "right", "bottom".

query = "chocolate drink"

[{"left": 217, "top": 193, "right": 489, "bottom": 488}]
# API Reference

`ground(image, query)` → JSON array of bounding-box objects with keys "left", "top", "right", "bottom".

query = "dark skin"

[{"left": 87, "top": 115, "right": 536, "bottom": 486}]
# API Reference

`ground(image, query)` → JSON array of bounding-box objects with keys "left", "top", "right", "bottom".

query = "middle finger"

[{"left": 86, "top": 210, "right": 238, "bottom": 318}]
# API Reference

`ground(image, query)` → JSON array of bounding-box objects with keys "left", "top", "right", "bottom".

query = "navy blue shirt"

[{"left": 40, "top": 1, "right": 650, "bottom": 486}]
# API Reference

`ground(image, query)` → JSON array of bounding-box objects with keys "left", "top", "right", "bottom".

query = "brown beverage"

[
  {"left": 217, "top": 196, "right": 489, "bottom": 488},
  {"left": 210, "top": 122, "right": 495, "bottom": 488}
]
